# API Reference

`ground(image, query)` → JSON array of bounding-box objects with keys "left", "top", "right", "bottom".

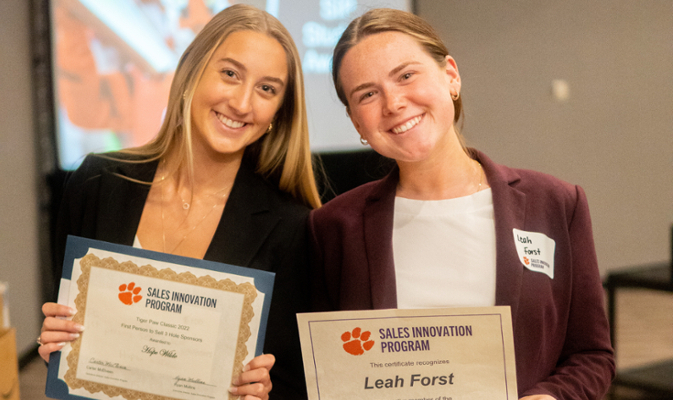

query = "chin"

[{"left": 389, "top": 146, "right": 436, "bottom": 163}]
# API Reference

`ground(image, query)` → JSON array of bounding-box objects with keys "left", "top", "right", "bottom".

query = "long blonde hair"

[{"left": 122, "top": 4, "right": 321, "bottom": 209}]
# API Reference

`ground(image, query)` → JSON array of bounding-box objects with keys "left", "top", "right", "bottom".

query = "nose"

[
  {"left": 382, "top": 88, "right": 405, "bottom": 115},
  {"left": 228, "top": 84, "right": 253, "bottom": 115}
]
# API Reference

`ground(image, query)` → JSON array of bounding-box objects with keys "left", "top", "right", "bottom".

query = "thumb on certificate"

[
  {"left": 245, "top": 354, "right": 276, "bottom": 372},
  {"left": 42, "top": 302, "right": 76, "bottom": 318}
]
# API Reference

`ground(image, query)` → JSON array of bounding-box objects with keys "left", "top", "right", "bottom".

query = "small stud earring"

[
  {"left": 360, "top": 137, "right": 368, "bottom": 146},
  {"left": 266, "top": 123, "right": 273, "bottom": 133}
]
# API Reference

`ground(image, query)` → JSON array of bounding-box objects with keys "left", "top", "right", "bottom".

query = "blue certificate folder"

[{"left": 46, "top": 235, "right": 275, "bottom": 400}]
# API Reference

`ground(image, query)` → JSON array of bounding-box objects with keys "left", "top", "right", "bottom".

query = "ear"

[{"left": 444, "top": 55, "right": 461, "bottom": 93}]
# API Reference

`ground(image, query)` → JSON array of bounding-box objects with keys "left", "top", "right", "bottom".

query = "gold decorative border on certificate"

[{"left": 64, "top": 253, "right": 257, "bottom": 400}]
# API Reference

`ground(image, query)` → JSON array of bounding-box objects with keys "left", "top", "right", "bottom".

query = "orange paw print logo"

[
  {"left": 341, "top": 327, "right": 375, "bottom": 356},
  {"left": 118, "top": 282, "right": 142, "bottom": 305},
  {"left": 523, "top": 256, "right": 530, "bottom": 265}
]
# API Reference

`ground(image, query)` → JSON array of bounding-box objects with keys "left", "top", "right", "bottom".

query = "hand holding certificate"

[{"left": 46, "top": 236, "right": 275, "bottom": 400}]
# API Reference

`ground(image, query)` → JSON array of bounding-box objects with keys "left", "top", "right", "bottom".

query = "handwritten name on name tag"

[{"left": 512, "top": 228, "right": 555, "bottom": 279}]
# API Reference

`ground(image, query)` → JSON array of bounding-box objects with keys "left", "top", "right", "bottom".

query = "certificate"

[
  {"left": 297, "top": 307, "right": 517, "bottom": 400},
  {"left": 46, "top": 236, "right": 275, "bottom": 400}
]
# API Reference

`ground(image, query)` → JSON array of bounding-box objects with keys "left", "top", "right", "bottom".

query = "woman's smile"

[
  {"left": 390, "top": 114, "right": 424, "bottom": 134},
  {"left": 214, "top": 111, "right": 247, "bottom": 129}
]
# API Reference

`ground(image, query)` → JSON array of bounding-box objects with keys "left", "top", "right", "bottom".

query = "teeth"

[
  {"left": 216, "top": 112, "right": 245, "bottom": 128},
  {"left": 391, "top": 116, "right": 422, "bottom": 134}
]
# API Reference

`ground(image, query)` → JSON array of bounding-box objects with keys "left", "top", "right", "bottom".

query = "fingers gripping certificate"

[
  {"left": 297, "top": 307, "right": 518, "bottom": 400},
  {"left": 46, "top": 236, "right": 275, "bottom": 400}
]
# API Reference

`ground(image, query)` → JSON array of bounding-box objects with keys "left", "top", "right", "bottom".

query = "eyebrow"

[
  {"left": 218, "top": 57, "right": 286, "bottom": 87},
  {"left": 348, "top": 61, "right": 421, "bottom": 100}
]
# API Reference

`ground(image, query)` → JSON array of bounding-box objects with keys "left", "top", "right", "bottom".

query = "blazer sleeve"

[
  {"left": 51, "top": 155, "right": 103, "bottom": 298},
  {"left": 308, "top": 209, "right": 332, "bottom": 311},
  {"left": 521, "top": 185, "right": 615, "bottom": 399},
  {"left": 264, "top": 212, "right": 311, "bottom": 400}
]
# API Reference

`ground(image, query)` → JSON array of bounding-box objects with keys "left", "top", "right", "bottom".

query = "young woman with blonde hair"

[{"left": 38, "top": 5, "right": 319, "bottom": 399}]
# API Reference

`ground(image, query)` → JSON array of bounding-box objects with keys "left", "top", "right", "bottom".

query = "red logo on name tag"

[
  {"left": 118, "top": 282, "right": 142, "bottom": 305},
  {"left": 341, "top": 327, "right": 375, "bottom": 355}
]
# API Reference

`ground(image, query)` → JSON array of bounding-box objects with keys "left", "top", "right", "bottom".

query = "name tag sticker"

[{"left": 512, "top": 228, "right": 555, "bottom": 279}]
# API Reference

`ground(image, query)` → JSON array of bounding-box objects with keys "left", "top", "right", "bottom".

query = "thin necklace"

[
  {"left": 179, "top": 185, "right": 230, "bottom": 210},
  {"left": 159, "top": 176, "right": 230, "bottom": 254},
  {"left": 156, "top": 161, "right": 226, "bottom": 210}
]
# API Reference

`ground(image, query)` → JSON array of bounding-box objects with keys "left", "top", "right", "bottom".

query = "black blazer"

[{"left": 54, "top": 153, "right": 310, "bottom": 399}]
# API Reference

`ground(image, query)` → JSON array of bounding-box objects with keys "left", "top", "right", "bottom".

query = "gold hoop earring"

[
  {"left": 360, "top": 137, "right": 368, "bottom": 146},
  {"left": 451, "top": 92, "right": 460, "bottom": 101},
  {"left": 266, "top": 123, "right": 273, "bottom": 133}
]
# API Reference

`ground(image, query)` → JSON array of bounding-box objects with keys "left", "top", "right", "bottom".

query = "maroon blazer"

[{"left": 309, "top": 149, "right": 614, "bottom": 399}]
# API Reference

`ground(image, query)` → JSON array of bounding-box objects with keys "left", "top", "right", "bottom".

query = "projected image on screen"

[{"left": 52, "top": 0, "right": 409, "bottom": 170}]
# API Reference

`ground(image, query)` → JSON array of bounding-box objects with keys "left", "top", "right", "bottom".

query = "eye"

[
  {"left": 401, "top": 72, "right": 413, "bottom": 80},
  {"left": 221, "top": 69, "right": 237, "bottom": 78},
  {"left": 260, "top": 84, "right": 277, "bottom": 95},
  {"left": 359, "top": 91, "right": 375, "bottom": 102}
]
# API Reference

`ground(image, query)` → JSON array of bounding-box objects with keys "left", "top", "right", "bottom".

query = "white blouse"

[{"left": 393, "top": 188, "right": 497, "bottom": 309}]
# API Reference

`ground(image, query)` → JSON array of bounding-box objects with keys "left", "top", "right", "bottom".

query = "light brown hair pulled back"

[{"left": 332, "top": 8, "right": 462, "bottom": 124}]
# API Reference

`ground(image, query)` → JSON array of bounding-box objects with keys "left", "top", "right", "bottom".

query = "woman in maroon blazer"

[{"left": 310, "top": 8, "right": 614, "bottom": 400}]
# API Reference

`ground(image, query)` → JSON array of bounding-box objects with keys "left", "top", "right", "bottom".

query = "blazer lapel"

[
  {"left": 363, "top": 169, "right": 400, "bottom": 309},
  {"left": 96, "top": 159, "right": 158, "bottom": 246},
  {"left": 205, "top": 163, "right": 280, "bottom": 269},
  {"left": 475, "top": 150, "right": 526, "bottom": 327}
]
